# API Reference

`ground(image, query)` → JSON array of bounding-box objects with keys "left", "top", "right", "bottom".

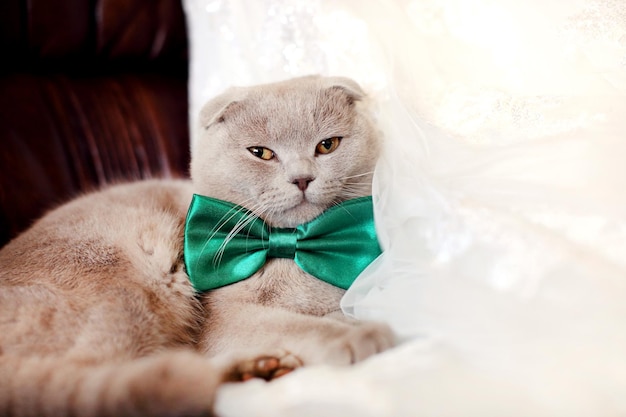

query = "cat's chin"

[{"left": 270, "top": 200, "right": 328, "bottom": 228}]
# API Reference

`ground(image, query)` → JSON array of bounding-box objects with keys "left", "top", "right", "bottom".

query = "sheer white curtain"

[{"left": 184, "top": 1, "right": 626, "bottom": 415}]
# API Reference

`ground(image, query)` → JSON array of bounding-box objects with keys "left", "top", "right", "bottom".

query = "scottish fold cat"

[{"left": 0, "top": 75, "right": 394, "bottom": 417}]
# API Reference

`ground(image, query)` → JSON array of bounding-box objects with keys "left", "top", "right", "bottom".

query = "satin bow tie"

[{"left": 183, "top": 194, "right": 381, "bottom": 292}]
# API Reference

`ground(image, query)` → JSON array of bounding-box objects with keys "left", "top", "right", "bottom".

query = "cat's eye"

[
  {"left": 315, "top": 137, "right": 342, "bottom": 155},
  {"left": 247, "top": 146, "right": 275, "bottom": 160}
]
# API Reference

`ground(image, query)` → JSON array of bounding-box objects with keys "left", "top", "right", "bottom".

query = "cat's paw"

[
  {"left": 224, "top": 350, "right": 303, "bottom": 382},
  {"left": 325, "top": 321, "right": 396, "bottom": 365}
]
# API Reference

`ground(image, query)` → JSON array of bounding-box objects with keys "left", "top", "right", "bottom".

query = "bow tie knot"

[
  {"left": 184, "top": 195, "right": 381, "bottom": 291},
  {"left": 268, "top": 229, "right": 298, "bottom": 259}
]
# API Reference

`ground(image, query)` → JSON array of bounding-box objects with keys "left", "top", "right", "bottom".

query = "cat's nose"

[{"left": 292, "top": 177, "right": 315, "bottom": 191}]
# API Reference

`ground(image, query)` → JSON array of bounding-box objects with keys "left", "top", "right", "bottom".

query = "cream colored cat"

[{"left": 0, "top": 75, "right": 394, "bottom": 417}]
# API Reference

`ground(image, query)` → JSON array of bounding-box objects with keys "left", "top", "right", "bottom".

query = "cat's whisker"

[
  {"left": 339, "top": 171, "right": 374, "bottom": 180},
  {"left": 214, "top": 214, "right": 258, "bottom": 267},
  {"left": 215, "top": 198, "right": 276, "bottom": 262},
  {"left": 194, "top": 197, "right": 259, "bottom": 270},
  {"left": 341, "top": 187, "right": 370, "bottom": 194},
  {"left": 260, "top": 204, "right": 280, "bottom": 229},
  {"left": 218, "top": 198, "right": 266, "bottom": 240},
  {"left": 341, "top": 191, "right": 368, "bottom": 199},
  {"left": 340, "top": 183, "right": 372, "bottom": 198},
  {"left": 339, "top": 187, "right": 371, "bottom": 198},
  {"left": 212, "top": 199, "right": 270, "bottom": 265},
  {"left": 328, "top": 198, "right": 355, "bottom": 216}
]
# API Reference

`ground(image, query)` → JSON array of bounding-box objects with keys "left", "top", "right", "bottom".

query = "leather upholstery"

[{"left": 0, "top": 0, "right": 190, "bottom": 247}]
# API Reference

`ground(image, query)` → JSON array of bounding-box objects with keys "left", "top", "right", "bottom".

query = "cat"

[{"left": 0, "top": 75, "right": 394, "bottom": 417}]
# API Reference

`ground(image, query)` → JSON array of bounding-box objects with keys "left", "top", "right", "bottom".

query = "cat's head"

[{"left": 191, "top": 75, "right": 380, "bottom": 228}]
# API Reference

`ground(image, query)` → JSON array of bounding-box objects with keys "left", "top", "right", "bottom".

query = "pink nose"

[{"left": 292, "top": 177, "right": 314, "bottom": 191}]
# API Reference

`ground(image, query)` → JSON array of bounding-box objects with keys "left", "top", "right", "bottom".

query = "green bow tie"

[{"left": 183, "top": 194, "right": 381, "bottom": 292}]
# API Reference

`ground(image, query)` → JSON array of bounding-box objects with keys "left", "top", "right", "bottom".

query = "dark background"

[{"left": 0, "top": 0, "right": 192, "bottom": 247}]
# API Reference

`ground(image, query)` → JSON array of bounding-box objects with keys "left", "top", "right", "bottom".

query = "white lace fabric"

[{"left": 184, "top": 1, "right": 626, "bottom": 415}]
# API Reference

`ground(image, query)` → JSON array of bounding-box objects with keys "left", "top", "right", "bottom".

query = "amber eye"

[
  {"left": 247, "top": 146, "right": 275, "bottom": 160},
  {"left": 315, "top": 137, "right": 342, "bottom": 155}
]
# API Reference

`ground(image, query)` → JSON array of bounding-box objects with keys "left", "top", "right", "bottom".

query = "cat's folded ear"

[
  {"left": 320, "top": 76, "right": 365, "bottom": 105},
  {"left": 199, "top": 76, "right": 365, "bottom": 129},
  {"left": 199, "top": 87, "right": 247, "bottom": 129}
]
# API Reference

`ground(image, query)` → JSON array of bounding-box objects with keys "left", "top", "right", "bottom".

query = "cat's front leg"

[
  {"left": 321, "top": 309, "right": 396, "bottom": 363},
  {"left": 199, "top": 300, "right": 395, "bottom": 374}
]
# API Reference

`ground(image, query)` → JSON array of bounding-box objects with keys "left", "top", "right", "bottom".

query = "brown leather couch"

[{"left": 0, "top": 0, "right": 191, "bottom": 247}]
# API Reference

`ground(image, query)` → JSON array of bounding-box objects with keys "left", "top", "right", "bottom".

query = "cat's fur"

[{"left": 0, "top": 75, "right": 394, "bottom": 417}]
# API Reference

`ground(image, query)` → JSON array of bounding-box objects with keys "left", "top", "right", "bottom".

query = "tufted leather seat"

[{"left": 0, "top": 0, "right": 191, "bottom": 247}]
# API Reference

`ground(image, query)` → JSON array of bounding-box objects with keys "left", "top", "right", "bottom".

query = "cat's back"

[
  {"left": 0, "top": 179, "right": 198, "bottom": 358},
  {"left": 0, "top": 179, "right": 193, "bottom": 284}
]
